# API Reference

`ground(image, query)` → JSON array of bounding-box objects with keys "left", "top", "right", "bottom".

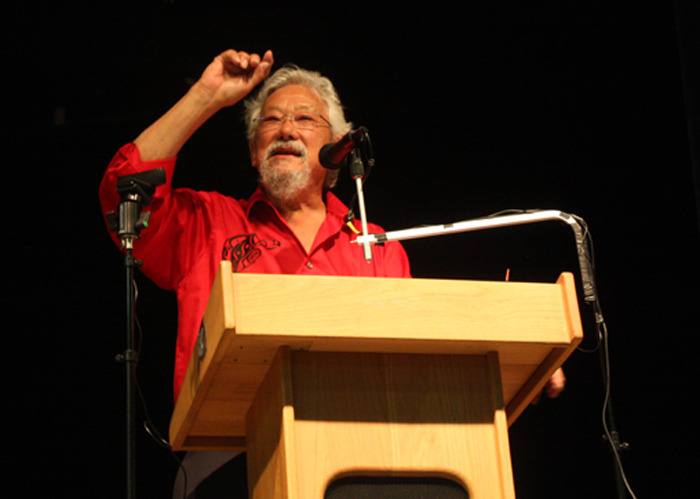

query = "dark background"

[{"left": 12, "top": 1, "right": 700, "bottom": 498}]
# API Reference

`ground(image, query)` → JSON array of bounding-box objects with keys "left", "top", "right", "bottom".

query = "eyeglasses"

[{"left": 256, "top": 111, "right": 331, "bottom": 132}]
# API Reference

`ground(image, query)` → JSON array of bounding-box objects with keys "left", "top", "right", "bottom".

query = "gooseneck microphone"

[{"left": 319, "top": 127, "right": 369, "bottom": 169}]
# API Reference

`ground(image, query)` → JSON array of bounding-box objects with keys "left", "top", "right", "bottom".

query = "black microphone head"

[
  {"left": 319, "top": 143, "right": 344, "bottom": 170},
  {"left": 319, "top": 128, "right": 369, "bottom": 170},
  {"left": 116, "top": 168, "right": 167, "bottom": 202},
  {"left": 117, "top": 168, "right": 166, "bottom": 191}
]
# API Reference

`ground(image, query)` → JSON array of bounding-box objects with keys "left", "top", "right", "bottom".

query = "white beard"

[{"left": 258, "top": 140, "right": 312, "bottom": 203}]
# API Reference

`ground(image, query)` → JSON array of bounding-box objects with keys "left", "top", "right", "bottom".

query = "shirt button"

[{"left": 306, "top": 261, "right": 314, "bottom": 269}]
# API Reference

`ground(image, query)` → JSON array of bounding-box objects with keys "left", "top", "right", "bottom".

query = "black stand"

[
  {"left": 599, "top": 334, "right": 631, "bottom": 499},
  {"left": 119, "top": 247, "right": 139, "bottom": 499},
  {"left": 108, "top": 169, "right": 165, "bottom": 499},
  {"left": 607, "top": 409, "right": 631, "bottom": 499}
]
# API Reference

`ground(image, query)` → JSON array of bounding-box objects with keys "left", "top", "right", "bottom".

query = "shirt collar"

[{"left": 245, "top": 185, "right": 350, "bottom": 222}]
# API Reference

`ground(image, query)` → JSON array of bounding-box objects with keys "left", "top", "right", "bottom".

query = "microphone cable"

[
  {"left": 129, "top": 278, "right": 190, "bottom": 499},
  {"left": 484, "top": 208, "right": 637, "bottom": 499}
]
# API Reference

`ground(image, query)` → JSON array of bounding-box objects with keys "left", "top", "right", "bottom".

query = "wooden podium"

[{"left": 169, "top": 261, "right": 583, "bottom": 498}]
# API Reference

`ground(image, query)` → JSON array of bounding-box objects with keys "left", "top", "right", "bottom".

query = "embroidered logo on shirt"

[{"left": 222, "top": 233, "right": 281, "bottom": 272}]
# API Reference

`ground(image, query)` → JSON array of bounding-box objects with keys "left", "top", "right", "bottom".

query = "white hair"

[{"left": 243, "top": 64, "right": 352, "bottom": 189}]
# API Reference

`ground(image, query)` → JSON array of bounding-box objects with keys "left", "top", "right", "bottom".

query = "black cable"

[
  {"left": 559, "top": 215, "right": 637, "bottom": 498},
  {"left": 597, "top": 311, "right": 637, "bottom": 499},
  {"left": 131, "top": 277, "right": 190, "bottom": 499},
  {"left": 480, "top": 209, "right": 637, "bottom": 497}
]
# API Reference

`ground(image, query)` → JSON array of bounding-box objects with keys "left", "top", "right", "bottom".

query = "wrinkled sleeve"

[{"left": 98, "top": 143, "right": 211, "bottom": 290}]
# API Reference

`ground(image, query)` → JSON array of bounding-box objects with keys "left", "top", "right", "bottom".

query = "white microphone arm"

[{"left": 353, "top": 209, "right": 598, "bottom": 303}]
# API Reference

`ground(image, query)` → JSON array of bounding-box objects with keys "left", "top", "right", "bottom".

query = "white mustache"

[{"left": 265, "top": 140, "right": 308, "bottom": 160}]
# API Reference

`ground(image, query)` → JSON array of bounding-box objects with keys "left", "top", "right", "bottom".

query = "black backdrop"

[{"left": 12, "top": 2, "right": 700, "bottom": 498}]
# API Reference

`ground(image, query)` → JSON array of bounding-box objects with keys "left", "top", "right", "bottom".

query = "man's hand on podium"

[
  {"left": 544, "top": 368, "right": 566, "bottom": 398},
  {"left": 531, "top": 368, "right": 566, "bottom": 404}
]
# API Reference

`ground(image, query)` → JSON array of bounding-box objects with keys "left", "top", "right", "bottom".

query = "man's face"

[{"left": 250, "top": 84, "right": 334, "bottom": 200}]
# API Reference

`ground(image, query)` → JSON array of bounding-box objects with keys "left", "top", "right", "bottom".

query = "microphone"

[
  {"left": 116, "top": 168, "right": 166, "bottom": 203},
  {"left": 319, "top": 127, "right": 368, "bottom": 169},
  {"left": 109, "top": 168, "right": 167, "bottom": 247}
]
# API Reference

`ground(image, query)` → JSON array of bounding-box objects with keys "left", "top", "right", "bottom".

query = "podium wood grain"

[{"left": 168, "top": 262, "right": 583, "bottom": 498}]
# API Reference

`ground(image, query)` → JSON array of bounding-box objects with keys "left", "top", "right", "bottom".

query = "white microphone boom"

[{"left": 353, "top": 210, "right": 597, "bottom": 303}]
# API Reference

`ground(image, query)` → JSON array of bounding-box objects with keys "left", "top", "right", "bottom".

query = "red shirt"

[{"left": 99, "top": 143, "right": 411, "bottom": 399}]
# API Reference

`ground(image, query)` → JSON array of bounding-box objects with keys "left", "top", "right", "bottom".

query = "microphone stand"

[
  {"left": 112, "top": 192, "right": 144, "bottom": 499},
  {"left": 353, "top": 209, "right": 635, "bottom": 498},
  {"left": 348, "top": 150, "right": 373, "bottom": 262},
  {"left": 107, "top": 169, "right": 165, "bottom": 499},
  {"left": 353, "top": 210, "right": 597, "bottom": 302}
]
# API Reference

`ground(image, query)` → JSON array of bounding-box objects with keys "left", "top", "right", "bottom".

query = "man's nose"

[{"left": 277, "top": 115, "right": 301, "bottom": 139}]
